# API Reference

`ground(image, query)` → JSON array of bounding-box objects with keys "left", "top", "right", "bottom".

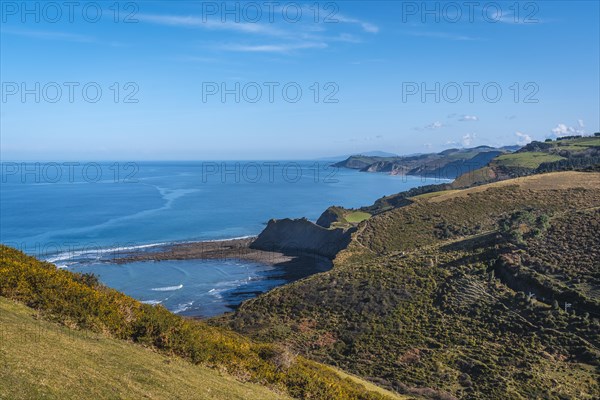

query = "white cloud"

[
  {"left": 221, "top": 42, "right": 327, "bottom": 53},
  {"left": 332, "top": 33, "right": 363, "bottom": 43},
  {"left": 550, "top": 120, "right": 586, "bottom": 137},
  {"left": 459, "top": 115, "right": 479, "bottom": 122},
  {"left": 361, "top": 23, "right": 380, "bottom": 34},
  {"left": 495, "top": 11, "right": 545, "bottom": 25},
  {"left": 1, "top": 28, "right": 128, "bottom": 47},
  {"left": 414, "top": 121, "right": 446, "bottom": 131},
  {"left": 515, "top": 131, "right": 532, "bottom": 145},
  {"left": 2, "top": 28, "right": 94, "bottom": 43},
  {"left": 552, "top": 124, "right": 569, "bottom": 135},
  {"left": 426, "top": 121, "right": 444, "bottom": 129},
  {"left": 335, "top": 15, "right": 380, "bottom": 33},
  {"left": 139, "top": 12, "right": 375, "bottom": 54},
  {"left": 139, "top": 14, "right": 284, "bottom": 35},
  {"left": 462, "top": 133, "right": 476, "bottom": 147}
]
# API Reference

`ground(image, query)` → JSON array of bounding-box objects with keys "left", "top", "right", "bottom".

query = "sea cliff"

[{"left": 250, "top": 217, "right": 355, "bottom": 259}]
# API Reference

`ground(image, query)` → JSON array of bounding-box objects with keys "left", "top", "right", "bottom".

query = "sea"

[{"left": 0, "top": 161, "right": 445, "bottom": 317}]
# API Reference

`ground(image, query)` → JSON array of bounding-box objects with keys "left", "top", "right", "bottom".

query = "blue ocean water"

[{"left": 1, "top": 161, "right": 444, "bottom": 316}]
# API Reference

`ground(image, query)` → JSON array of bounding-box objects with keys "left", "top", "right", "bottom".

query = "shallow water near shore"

[
  {"left": 1, "top": 161, "right": 445, "bottom": 316},
  {"left": 70, "top": 258, "right": 293, "bottom": 317}
]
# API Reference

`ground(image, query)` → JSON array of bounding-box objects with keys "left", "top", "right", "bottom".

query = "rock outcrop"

[
  {"left": 315, "top": 206, "right": 346, "bottom": 228},
  {"left": 251, "top": 218, "right": 354, "bottom": 259}
]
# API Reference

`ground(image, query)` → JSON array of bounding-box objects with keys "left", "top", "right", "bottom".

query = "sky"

[{"left": 1, "top": 0, "right": 599, "bottom": 160}]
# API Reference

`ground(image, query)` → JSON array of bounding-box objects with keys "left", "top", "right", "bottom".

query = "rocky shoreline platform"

[
  {"left": 113, "top": 236, "right": 333, "bottom": 282},
  {"left": 115, "top": 238, "right": 278, "bottom": 264},
  {"left": 111, "top": 217, "right": 355, "bottom": 284}
]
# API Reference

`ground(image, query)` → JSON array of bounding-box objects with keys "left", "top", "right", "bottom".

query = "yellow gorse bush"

[{"left": 0, "top": 245, "right": 389, "bottom": 400}]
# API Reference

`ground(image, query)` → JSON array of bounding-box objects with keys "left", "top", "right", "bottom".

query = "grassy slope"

[
  {"left": 345, "top": 211, "right": 372, "bottom": 223},
  {"left": 224, "top": 172, "right": 600, "bottom": 399},
  {"left": 430, "top": 171, "right": 596, "bottom": 203},
  {"left": 331, "top": 367, "right": 409, "bottom": 400},
  {"left": 409, "top": 189, "right": 460, "bottom": 200},
  {"left": 492, "top": 153, "right": 565, "bottom": 169},
  {"left": 320, "top": 208, "right": 372, "bottom": 229},
  {"left": 0, "top": 246, "right": 399, "bottom": 400},
  {"left": 451, "top": 137, "right": 600, "bottom": 188},
  {"left": 357, "top": 172, "right": 598, "bottom": 253},
  {"left": 0, "top": 297, "right": 288, "bottom": 400},
  {"left": 557, "top": 137, "right": 600, "bottom": 148}
]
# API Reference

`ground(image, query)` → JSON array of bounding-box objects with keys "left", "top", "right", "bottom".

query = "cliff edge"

[{"left": 250, "top": 218, "right": 354, "bottom": 259}]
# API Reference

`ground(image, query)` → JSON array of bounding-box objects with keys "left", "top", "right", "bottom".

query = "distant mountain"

[
  {"left": 317, "top": 150, "right": 399, "bottom": 161},
  {"left": 333, "top": 146, "right": 512, "bottom": 179},
  {"left": 500, "top": 145, "right": 522, "bottom": 152},
  {"left": 453, "top": 136, "right": 600, "bottom": 187},
  {"left": 359, "top": 150, "right": 400, "bottom": 157}
]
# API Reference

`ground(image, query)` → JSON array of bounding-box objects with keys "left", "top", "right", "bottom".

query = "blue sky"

[{"left": 1, "top": 1, "right": 599, "bottom": 160}]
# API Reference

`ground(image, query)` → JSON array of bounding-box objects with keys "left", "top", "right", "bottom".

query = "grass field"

[
  {"left": 558, "top": 137, "right": 600, "bottom": 147},
  {"left": 446, "top": 136, "right": 600, "bottom": 188},
  {"left": 428, "top": 171, "right": 600, "bottom": 203},
  {"left": 493, "top": 152, "right": 565, "bottom": 169},
  {"left": 410, "top": 189, "right": 460, "bottom": 200},
  {"left": 330, "top": 367, "right": 410, "bottom": 400},
  {"left": 555, "top": 144, "right": 590, "bottom": 152},
  {"left": 345, "top": 211, "right": 371, "bottom": 223},
  {"left": 0, "top": 297, "right": 288, "bottom": 400}
]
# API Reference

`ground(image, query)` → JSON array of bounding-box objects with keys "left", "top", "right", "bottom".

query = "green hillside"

[
  {"left": 223, "top": 172, "right": 600, "bottom": 399},
  {"left": 0, "top": 246, "right": 404, "bottom": 400},
  {"left": 492, "top": 152, "right": 565, "bottom": 169},
  {"left": 316, "top": 206, "right": 372, "bottom": 228},
  {"left": 492, "top": 136, "right": 599, "bottom": 170},
  {"left": 453, "top": 136, "right": 600, "bottom": 188},
  {"left": 0, "top": 297, "right": 288, "bottom": 400},
  {"left": 321, "top": 138, "right": 600, "bottom": 221}
]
